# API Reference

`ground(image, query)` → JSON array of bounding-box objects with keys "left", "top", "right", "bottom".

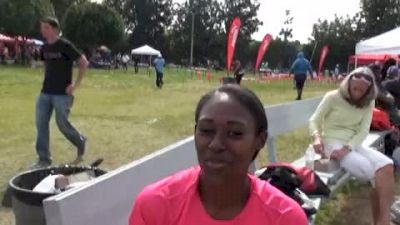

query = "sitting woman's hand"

[
  {"left": 313, "top": 136, "right": 325, "bottom": 156},
  {"left": 330, "top": 147, "right": 350, "bottom": 161}
]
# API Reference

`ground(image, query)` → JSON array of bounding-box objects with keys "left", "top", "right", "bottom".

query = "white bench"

[{"left": 41, "top": 97, "right": 389, "bottom": 225}]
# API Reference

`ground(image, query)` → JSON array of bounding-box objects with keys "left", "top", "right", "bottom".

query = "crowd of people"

[
  {"left": 0, "top": 41, "right": 42, "bottom": 66},
  {"left": 5, "top": 15, "right": 398, "bottom": 225}
]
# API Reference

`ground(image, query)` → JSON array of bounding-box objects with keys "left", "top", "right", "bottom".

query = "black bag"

[{"left": 259, "top": 166, "right": 318, "bottom": 216}]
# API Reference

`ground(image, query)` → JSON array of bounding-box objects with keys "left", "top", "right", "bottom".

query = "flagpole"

[{"left": 310, "top": 41, "right": 318, "bottom": 64}]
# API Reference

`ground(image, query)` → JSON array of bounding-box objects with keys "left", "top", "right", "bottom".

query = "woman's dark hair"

[
  {"left": 195, "top": 84, "right": 268, "bottom": 133},
  {"left": 41, "top": 17, "right": 60, "bottom": 30},
  {"left": 195, "top": 85, "right": 268, "bottom": 160},
  {"left": 382, "top": 58, "right": 397, "bottom": 80}
]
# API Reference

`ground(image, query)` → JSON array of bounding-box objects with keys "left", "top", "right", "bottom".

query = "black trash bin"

[
  {"left": 222, "top": 77, "right": 237, "bottom": 85},
  {"left": 9, "top": 165, "right": 106, "bottom": 225}
]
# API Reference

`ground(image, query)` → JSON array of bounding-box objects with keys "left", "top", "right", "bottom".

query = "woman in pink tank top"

[{"left": 130, "top": 85, "right": 308, "bottom": 225}]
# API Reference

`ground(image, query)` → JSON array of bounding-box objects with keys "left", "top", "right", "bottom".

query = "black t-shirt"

[
  {"left": 41, "top": 38, "right": 81, "bottom": 94},
  {"left": 383, "top": 79, "right": 400, "bottom": 108}
]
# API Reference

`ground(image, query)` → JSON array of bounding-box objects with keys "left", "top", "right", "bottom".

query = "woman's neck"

[{"left": 198, "top": 174, "right": 251, "bottom": 220}]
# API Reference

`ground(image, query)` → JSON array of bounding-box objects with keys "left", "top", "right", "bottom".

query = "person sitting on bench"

[
  {"left": 129, "top": 85, "right": 308, "bottom": 225},
  {"left": 310, "top": 67, "right": 395, "bottom": 225}
]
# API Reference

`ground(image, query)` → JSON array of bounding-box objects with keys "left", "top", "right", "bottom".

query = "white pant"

[{"left": 324, "top": 139, "right": 393, "bottom": 183}]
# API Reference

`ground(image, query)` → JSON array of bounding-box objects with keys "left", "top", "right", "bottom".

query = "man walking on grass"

[
  {"left": 289, "top": 52, "right": 314, "bottom": 100},
  {"left": 33, "top": 17, "right": 89, "bottom": 168},
  {"left": 153, "top": 53, "right": 165, "bottom": 88}
]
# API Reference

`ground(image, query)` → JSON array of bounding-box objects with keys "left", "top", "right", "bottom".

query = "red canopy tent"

[
  {"left": 348, "top": 54, "right": 400, "bottom": 65},
  {"left": 0, "top": 33, "right": 14, "bottom": 43}
]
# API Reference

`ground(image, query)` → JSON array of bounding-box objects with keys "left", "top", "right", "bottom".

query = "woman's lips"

[{"left": 204, "top": 159, "right": 229, "bottom": 169}]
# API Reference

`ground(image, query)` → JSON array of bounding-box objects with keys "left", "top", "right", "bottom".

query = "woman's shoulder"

[
  {"left": 324, "top": 90, "right": 340, "bottom": 99},
  {"left": 250, "top": 176, "right": 307, "bottom": 221},
  {"left": 130, "top": 167, "right": 200, "bottom": 225},
  {"left": 138, "top": 166, "right": 200, "bottom": 202}
]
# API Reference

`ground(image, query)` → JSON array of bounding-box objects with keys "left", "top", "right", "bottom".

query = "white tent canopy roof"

[
  {"left": 356, "top": 27, "right": 400, "bottom": 55},
  {"left": 131, "top": 45, "right": 161, "bottom": 56}
]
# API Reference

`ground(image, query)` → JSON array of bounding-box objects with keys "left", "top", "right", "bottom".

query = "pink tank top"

[{"left": 129, "top": 166, "right": 308, "bottom": 225}]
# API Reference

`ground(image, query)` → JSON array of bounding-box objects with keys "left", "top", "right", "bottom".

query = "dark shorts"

[{"left": 294, "top": 74, "right": 307, "bottom": 90}]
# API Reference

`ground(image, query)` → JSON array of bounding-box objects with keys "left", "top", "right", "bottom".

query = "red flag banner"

[
  {"left": 318, "top": 45, "right": 329, "bottom": 76},
  {"left": 227, "top": 17, "right": 241, "bottom": 72},
  {"left": 255, "top": 34, "right": 273, "bottom": 70}
]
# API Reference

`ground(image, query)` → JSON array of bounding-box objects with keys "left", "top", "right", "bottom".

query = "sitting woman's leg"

[
  {"left": 370, "top": 189, "right": 380, "bottom": 225},
  {"left": 339, "top": 150, "right": 375, "bottom": 181},
  {"left": 356, "top": 146, "right": 394, "bottom": 225}
]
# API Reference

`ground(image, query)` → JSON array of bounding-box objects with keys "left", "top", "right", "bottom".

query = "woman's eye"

[
  {"left": 228, "top": 131, "right": 243, "bottom": 137},
  {"left": 198, "top": 128, "right": 214, "bottom": 134}
]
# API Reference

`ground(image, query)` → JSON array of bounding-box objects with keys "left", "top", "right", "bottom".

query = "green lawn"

[{"left": 0, "top": 66, "right": 336, "bottom": 224}]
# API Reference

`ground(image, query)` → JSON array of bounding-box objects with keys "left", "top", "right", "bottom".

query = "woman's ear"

[
  {"left": 252, "top": 130, "right": 268, "bottom": 161},
  {"left": 256, "top": 130, "right": 268, "bottom": 150}
]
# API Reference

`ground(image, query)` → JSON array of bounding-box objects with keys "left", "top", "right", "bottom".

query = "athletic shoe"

[
  {"left": 77, "top": 136, "right": 87, "bottom": 157},
  {"left": 30, "top": 160, "right": 51, "bottom": 169}
]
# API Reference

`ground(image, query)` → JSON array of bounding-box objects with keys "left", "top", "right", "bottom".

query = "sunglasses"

[{"left": 352, "top": 73, "right": 373, "bottom": 85}]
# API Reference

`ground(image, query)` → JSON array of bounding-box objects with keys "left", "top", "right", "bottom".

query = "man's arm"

[
  {"left": 75, "top": 55, "right": 89, "bottom": 88},
  {"left": 66, "top": 55, "right": 88, "bottom": 95}
]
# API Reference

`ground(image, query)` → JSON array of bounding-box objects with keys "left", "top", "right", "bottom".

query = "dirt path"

[{"left": 321, "top": 173, "right": 400, "bottom": 225}]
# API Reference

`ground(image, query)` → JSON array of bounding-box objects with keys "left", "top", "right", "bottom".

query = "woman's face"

[
  {"left": 349, "top": 75, "right": 371, "bottom": 102},
  {"left": 195, "top": 92, "right": 266, "bottom": 183}
]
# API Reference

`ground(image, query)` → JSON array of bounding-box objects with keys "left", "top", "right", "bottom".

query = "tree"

[
  {"left": 222, "top": 0, "right": 263, "bottom": 67},
  {"left": 277, "top": 10, "right": 297, "bottom": 69},
  {"left": 170, "top": 0, "right": 225, "bottom": 65},
  {"left": 50, "top": 0, "right": 88, "bottom": 22},
  {"left": 104, "top": 0, "right": 136, "bottom": 33},
  {"left": 361, "top": 0, "right": 400, "bottom": 38},
  {"left": 0, "top": 0, "right": 55, "bottom": 37},
  {"left": 63, "top": 2, "right": 124, "bottom": 52},
  {"left": 105, "top": 0, "right": 173, "bottom": 52},
  {"left": 307, "top": 14, "right": 364, "bottom": 71},
  {"left": 279, "top": 10, "right": 294, "bottom": 42}
]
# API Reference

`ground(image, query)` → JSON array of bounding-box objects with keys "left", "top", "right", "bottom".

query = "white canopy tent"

[
  {"left": 131, "top": 45, "right": 161, "bottom": 56},
  {"left": 356, "top": 27, "right": 400, "bottom": 55},
  {"left": 131, "top": 45, "right": 161, "bottom": 75}
]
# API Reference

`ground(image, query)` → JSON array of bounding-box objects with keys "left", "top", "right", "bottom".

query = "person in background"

[
  {"left": 383, "top": 66, "right": 400, "bottom": 109},
  {"left": 153, "top": 53, "right": 165, "bottom": 88},
  {"left": 122, "top": 53, "right": 130, "bottom": 71},
  {"left": 115, "top": 53, "right": 122, "bottom": 69},
  {"left": 129, "top": 85, "right": 308, "bottom": 225},
  {"left": 289, "top": 52, "right": 313, "bottom": 100},
  {"left": 3, "top": 45, "right": 8, "bottom": 61},
  {"left": 0, "top": 42, "right": 5, "bottom": 63},
  {"left": 33, "top": 17, "right": 89, "bottom": 168},
  {"left": 369, "top": 64, "right": 400, "bottom": 128},
  {"left": 310, "top": 67, "right": 394, "bottom": 225},
  {"left": 233, "top": 59, "right": 245, "bottom": 84},
  {"left": 134, "top": 56, "right": 140, "bottom": 73},
  {"left": 334, "top": 64, "right": 340, "bottom": 79},
  {"left": 382, "top": 58, "right": 397, "bottom": 81}
]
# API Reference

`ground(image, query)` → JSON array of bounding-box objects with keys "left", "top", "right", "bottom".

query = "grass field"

[{"left": 0, "top": 65, "right": 395, "bottom": 225}]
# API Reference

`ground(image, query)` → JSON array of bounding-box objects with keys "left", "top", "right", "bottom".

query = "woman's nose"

[{"left": 208, "top": 131, "right": 226, "bottom": 152}]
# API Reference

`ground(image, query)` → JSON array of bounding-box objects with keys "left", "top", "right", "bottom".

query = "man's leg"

[
  {"left": 35, "top": 93, "right": 53, "bottom": 164},
  {"left": 156, "top": 71, "right": 161, "bottom": 88},
  {"left": 160, "top": 72, "right": 164, "bottom": 88},
  {"left": 52, "top": 95, "right": 86, "bottom": 161},
  {"left": 297, "top": 75, "right": 306, "bottom": 100}
]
